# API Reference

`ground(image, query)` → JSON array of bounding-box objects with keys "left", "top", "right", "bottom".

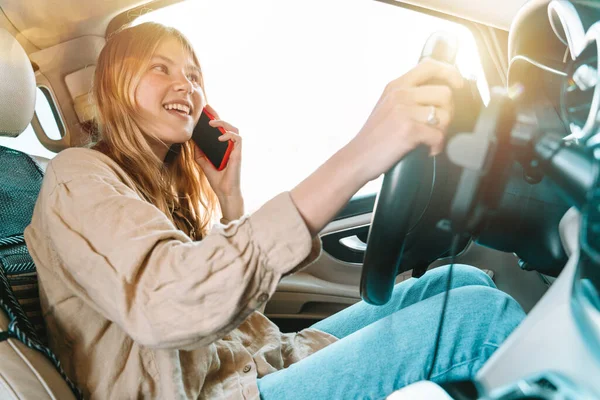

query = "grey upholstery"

[{"left": 0, "top": 29, "right": 36, "bottom": 138}]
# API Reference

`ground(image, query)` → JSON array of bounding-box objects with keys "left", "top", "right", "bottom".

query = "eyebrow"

[{"left": 151, "top": 54, "right": 201, "bottom": 75}]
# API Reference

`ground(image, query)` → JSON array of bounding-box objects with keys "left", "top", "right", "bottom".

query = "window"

[
  {"left": 0, "top": 87, "right": 60, "bottom": 159},
  {"left": 36, "top": 87, "right": 64, "bottom": 141},
  {"left": 136, "top": 0, "right": 490, "bottom": 212}
]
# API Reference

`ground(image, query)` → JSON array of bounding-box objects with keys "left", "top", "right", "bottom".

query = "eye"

[
  {"left": 187, "top": 73, "right": 200, "bottom": 84},
  {"left": 152, "top": 64, "right": 168, "bottom": 74}
]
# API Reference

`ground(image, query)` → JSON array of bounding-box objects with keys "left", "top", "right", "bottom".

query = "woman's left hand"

[{"left": 192, "top": 105, "right": 244, "bottom": 220}]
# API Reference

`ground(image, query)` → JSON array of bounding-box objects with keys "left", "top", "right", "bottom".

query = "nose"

[{"left": 173, "top": 71, "right": 193, "bottom": 93}]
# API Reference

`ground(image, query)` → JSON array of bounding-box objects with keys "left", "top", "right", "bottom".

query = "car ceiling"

[
  {"left": 0, "top": 0, "right": 149, "bottom": 50},
  {"left": 3, "top": 0, "right": 527, "bottom": 52}
]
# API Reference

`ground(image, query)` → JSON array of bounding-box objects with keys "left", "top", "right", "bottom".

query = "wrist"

[
  {"left": 217, "top": 189, "right": 243, "bottom": 201},
  {"left": 218, "top": 192, "right": 245, "bottom": 221}
]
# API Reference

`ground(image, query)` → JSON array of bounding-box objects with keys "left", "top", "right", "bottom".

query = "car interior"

[{"left": 0, "top": 0, "right": 599, "bottom": 399}]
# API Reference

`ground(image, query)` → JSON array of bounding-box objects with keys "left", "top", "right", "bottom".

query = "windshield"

[{"left": 135, "top": 0, "right": 489, "bottom": 211}]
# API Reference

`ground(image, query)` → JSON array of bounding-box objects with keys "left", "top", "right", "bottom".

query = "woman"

[{"left": 24, "top": 22, "right": 524, "bottom": 399}]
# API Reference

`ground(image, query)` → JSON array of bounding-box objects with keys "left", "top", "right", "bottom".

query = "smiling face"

[{"left": 134, "top": 36, "right": 206, "bottom": 158}]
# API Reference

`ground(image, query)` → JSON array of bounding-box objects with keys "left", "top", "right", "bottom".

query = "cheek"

[
  {"left": 135, "top": 77, "right": 162, "bottom": 115},
  {"left": 134, "top": 89, "right": 151, "bottom": 115},
  {"left": 197, "top": 87, "right": 207, "bottom": 107}
]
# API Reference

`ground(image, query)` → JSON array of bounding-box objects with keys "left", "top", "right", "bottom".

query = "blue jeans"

[{"left": 257, "top": 265, "right": 525, "bottom": 400}]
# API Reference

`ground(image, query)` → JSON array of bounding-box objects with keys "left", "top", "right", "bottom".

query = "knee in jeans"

[
  {"left": 451, "top": 285, "right": 525, "bottom": 328},
  {"left": 428, "top": 264, "right": 495, "bottom": 289}
]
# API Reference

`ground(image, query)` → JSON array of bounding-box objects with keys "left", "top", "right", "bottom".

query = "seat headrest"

[{"left": 0, "top": 28, "right": 36, "bottom": 138}]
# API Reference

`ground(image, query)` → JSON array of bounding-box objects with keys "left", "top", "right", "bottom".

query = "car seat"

[{"left": 0, "top": 27, "right": 81, "bottom": 400}]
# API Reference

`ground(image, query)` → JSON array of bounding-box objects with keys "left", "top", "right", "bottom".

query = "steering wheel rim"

[
  {"left": 359, "top": 33, "right": 485, "bottom": 306},
  {"left": 360, "top": 147, "right": 436, "bottom": 305}
]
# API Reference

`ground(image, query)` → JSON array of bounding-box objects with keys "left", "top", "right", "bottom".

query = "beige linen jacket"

[{"left": 24, "top": 148, "right": 337, "bottom": 399}]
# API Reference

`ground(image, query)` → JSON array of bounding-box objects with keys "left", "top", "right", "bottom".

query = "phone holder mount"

[{"left": 444, "top": 88, "right": 518, "bottom": 236}]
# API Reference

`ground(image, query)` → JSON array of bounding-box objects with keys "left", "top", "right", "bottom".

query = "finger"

[
  {"left": 398, "top": 59, "right": 463, "bottom": 89},
  {"left": 411, "top": 122, "right": 446, "bottom": 156},
  {"left": 218, "top": 132, "right": 242, "bottom": 143},
  {"left": 204, "top": 104, "right": 220, "bottom": 119},
  {"left": 190, "top": 140, "right": 216, "bottom": 168},
  {"left": 190, "top": 140, "right": 204, "bottom": 158},
  {"left": 193, "top": 150, "right": 217, "bottom": 172},
  {"left": 405, "top": 85, "right": 454, "bottom": 109},
  {"left": 209, "top": 119, "right": 240, "bottom": 134},
  {"left": 409, "top": 104, "right": 451, "bottom": 130}
]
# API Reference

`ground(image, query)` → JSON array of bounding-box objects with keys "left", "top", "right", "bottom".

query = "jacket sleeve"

[{"left": 40, "top": 162, "right": 321, "bottom": 350}]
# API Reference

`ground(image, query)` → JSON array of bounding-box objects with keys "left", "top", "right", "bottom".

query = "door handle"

[{"left": 339, "top": 235, "right": 367, "bottom": 253}]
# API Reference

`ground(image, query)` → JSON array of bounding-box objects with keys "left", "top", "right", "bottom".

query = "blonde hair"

[{"left": 92, "top": 22, "right": 217, "bottom": 240}]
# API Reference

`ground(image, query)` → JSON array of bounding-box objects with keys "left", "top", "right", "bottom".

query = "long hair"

[{"left": 92, "top": 22, "right": 217, "bottom": 240}]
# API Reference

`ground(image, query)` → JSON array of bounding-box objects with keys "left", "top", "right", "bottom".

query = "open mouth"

[{"left": 163, "top": 102, "right": 192, "bottom": 117}]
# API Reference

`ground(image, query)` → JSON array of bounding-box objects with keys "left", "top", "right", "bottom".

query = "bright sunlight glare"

[{"left": 132, "top": 0, "right": 490, "bottom": 212}]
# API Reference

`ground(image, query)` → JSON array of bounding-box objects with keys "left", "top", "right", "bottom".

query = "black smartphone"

[{"left": 191, "top": 108, "right": 233, "bottom": 171}]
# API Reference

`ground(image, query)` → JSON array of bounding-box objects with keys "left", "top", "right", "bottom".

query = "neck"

[{"left": 147, "top": 138, "right": 171, "bottom": 162}]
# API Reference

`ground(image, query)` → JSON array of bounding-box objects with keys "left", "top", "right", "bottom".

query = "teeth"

[{"left": 163, "top": 103, "right": 190, "bottom": 115}]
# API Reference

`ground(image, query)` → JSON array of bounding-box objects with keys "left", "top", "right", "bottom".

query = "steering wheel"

[{"left": 360, "top": 33, "right": 483, "bottom": 305}]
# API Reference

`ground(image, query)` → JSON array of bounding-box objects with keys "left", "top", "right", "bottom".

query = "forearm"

[{"left": 291, "top": 139, "right": 372, "bottom": 237}]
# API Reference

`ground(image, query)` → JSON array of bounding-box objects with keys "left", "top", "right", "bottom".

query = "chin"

[{"left": 165, "top": 132, "right": 193, "bottom": 145}]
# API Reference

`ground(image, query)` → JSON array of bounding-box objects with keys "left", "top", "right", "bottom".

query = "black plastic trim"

[
  {"left": 333, "top": 193, "right": 376, "bottom": 221},
  {"left": 321, "top": 225, "right": 370, "bottom": 264}
]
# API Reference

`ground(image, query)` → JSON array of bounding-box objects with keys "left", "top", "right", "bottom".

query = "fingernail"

[{"left": 430, "top": 147, "right": 441, "bottom": 156}]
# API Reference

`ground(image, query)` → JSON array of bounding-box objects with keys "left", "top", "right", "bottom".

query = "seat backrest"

[
  {"left": 0, "top": 145, "right": 51, "bottom": 344},
  {"left": 0, "top": 261, "right": 80, "bottom": 399},
  {"left": 0, "top": 28, "right": 80, "bottom": 400},
  {"left": 0, "top": 309, "right": 76, "bottom": 399},
  {"left": 0, "top": 146, "right": 44, "bottom": 241}
]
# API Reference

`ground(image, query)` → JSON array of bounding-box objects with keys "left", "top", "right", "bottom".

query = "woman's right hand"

[
  {"left": 291, "top": 58, "right": 464, "bottom": 236},
  {"left": 351, "top": 58, "right": 464, "bottom": 182}
]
